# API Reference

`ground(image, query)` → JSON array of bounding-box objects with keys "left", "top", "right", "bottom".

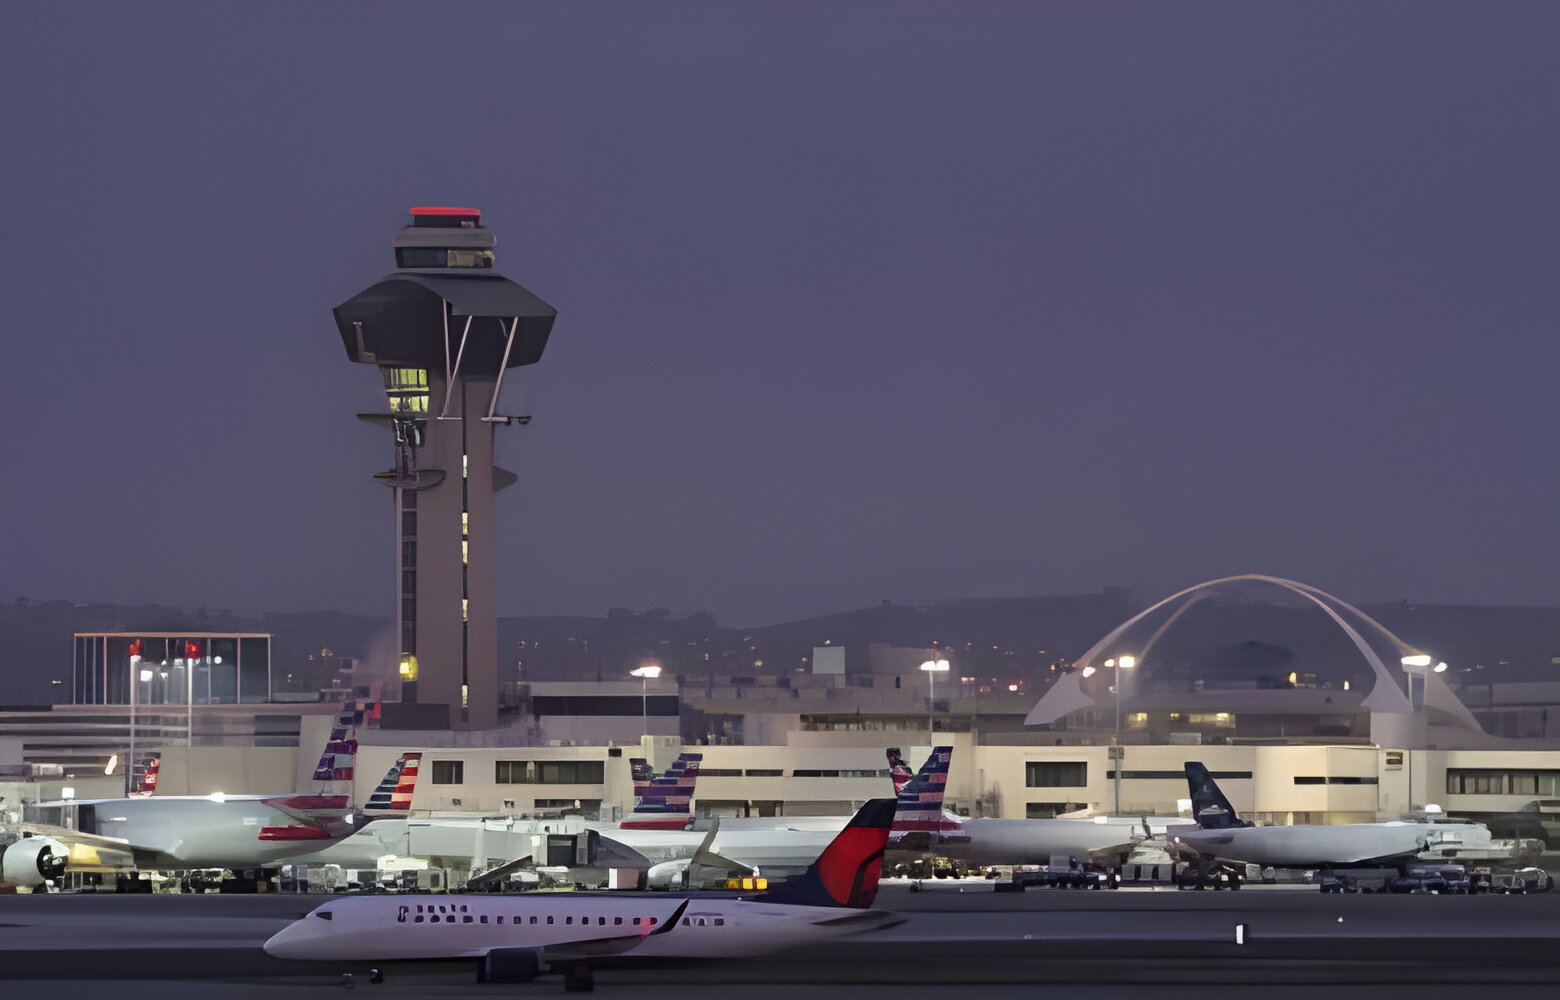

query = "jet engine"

[{"left": 0, "top": 834, "right": 69, "bottom": 889}]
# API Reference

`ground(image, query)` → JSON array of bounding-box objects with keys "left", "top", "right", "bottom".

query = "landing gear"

[{"left": 563, "top": 963, "right": 595, "bottom": 992}]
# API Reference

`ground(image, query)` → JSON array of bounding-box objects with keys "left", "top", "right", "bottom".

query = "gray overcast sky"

[{"left": 3, "top": 2, "right": 1558, "bottom": 627}]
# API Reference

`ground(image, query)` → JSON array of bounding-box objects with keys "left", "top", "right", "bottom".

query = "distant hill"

[{"left": 3, "top": 590, "right": 1556, "bottom": 706}]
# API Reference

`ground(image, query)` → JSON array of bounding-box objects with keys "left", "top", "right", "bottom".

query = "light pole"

[
  {"left": 1109, "top": 655, "right": 1136, "bottom": 815},
  {"left": 920, "top": 658, "right": 949, "bottom": 738},
  {"left": 630, "top": 663, "right": 662, "bottom": 742},
  {"left": 1398, "top": 654, "right": 1445, "bottom": 810}
]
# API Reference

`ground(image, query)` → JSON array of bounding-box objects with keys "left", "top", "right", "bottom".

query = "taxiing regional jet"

[{"left": 264, "top": 797, "right": 901, "bottom": 988}]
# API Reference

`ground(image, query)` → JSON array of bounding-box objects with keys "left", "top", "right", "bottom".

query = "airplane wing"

[
  {"left": 10, "top": 821, "right": 139, "bottom": 872},
  {"left": 689, "top": 818, "right": 757, "bottom": 881},
  {"left": 1082, "top": 837, "right": 1141, "bottom": 865},
  {"left": 536, "top": 899, "right": 689, "bottom": 961},
  {"left": 256, "top": 794, "right": 354, "bottom": 841}
]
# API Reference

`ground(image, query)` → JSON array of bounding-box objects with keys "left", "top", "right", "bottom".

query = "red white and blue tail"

[
  {"left": 364, "top": 752, "right": 421, "bottom": 815},
  {"left": 312, "top": 700, "right": 359, "bottom": 783},
  {"left": 754, "top": 798, "right": 895, "bottom": 908},
  {"left": 892, "top": 746, "right": 952, "bottom": 833},
  {"left": 886, "top": 747, "right": 914, "bottom": 794},
  {"left": 889, "top": 745, "right": 968, "bottom": 846},
  {"left": 620, "top": 751, "right": 702, "bottom": 830}
]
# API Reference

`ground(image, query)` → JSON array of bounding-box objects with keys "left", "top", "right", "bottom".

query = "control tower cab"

[{"left": 332, "top": 207, "right": 557, "bottom": 730}]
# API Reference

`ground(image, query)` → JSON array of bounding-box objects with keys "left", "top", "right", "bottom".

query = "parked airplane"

[
  {"left": 889, "top": 746, "right": 1142, "bottom": 867},
  {"left": 21, "top": 704, "right": 420, "bottom": 874},
  {"left": 596, "top": 751, "right": 845, "bottom": 879},
  {"left": 1169, "top": 761, "right": 1494, "bottom": 879},
  {"left": 264, "top": 798, "right": 900, "bottom": 989}
]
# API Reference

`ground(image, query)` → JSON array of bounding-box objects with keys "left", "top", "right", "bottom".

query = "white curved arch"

[{"left": 1025, "top": 574, "right": 1417, "bottom": 726}]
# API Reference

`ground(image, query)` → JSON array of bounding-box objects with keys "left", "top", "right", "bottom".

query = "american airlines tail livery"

[
  {"left": 618, "top": 752, "right": 703, "bottom": 829},
  {"left": 264, "top": 797, "right": 900, "bottom": 986},
  {"left": 889, "top": 746, "right": 1140, "bottom": 866},
  {"left": 22, "top": 703, "right": 421, "bottom": 872}
]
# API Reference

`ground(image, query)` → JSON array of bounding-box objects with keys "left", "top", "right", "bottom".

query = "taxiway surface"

[{"left": 1, "top": 881, "right": 1556, "bottom": 998}]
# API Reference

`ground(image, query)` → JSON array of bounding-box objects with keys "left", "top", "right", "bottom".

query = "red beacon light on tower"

[{"left": 394, "top": 207, "right": 494, "bottom": 269}]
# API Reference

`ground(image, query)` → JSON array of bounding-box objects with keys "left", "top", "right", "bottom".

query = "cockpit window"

[{"left": 313, "top": 911, "right": 333, "bottom": 920}]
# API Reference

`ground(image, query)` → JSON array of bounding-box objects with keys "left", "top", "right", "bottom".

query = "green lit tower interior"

[{"left": 332, "top": 207, "right": 556, "bottom": 729}]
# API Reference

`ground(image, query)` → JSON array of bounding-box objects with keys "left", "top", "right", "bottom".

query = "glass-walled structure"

[{"left": 73, "top": 632, "right": 272, "bottom": 706}]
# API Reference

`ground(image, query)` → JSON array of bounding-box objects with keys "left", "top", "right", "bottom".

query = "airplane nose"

[{"left": 263, "top": 921, "right": 310, "bottom": 959}]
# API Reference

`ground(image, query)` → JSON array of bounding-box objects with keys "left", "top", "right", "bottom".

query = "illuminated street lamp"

[
  {"left": 1109, "top": 655, "right": 1137, "bottom": 815},
  {"left": 630, "top": 663, "right": 662, "bottom": 740},
  {"left": 920, "top": 658, "right": 950, "bottom": 737}
]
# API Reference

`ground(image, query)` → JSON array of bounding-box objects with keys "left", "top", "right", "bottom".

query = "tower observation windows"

[{"left": 382, "top": 368, "right": 430, "bottom": 414}]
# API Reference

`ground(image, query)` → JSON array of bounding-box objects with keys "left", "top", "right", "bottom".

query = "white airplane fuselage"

[
  {"left": 1170, "top": 820, "right": 1487, "bottom": 868},
  {"left": 59, "top": 795, "right": 352, "bottom": 870},
  {"left": 897, "top": 816, "right": 1141, "bottom": 867},
  {"left": 262, "top": 892, "right": 895, "bottom": 961}
]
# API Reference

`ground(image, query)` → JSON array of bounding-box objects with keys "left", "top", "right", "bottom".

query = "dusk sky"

[{"left": 4, "top": 3, "right": 1558, "bottom": 628}]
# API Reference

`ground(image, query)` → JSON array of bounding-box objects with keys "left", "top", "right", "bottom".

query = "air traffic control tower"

[{"left": 332, "top": 207, "right": 556, "bottom": 730}]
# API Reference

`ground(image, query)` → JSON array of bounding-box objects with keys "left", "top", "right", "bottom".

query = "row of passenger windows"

[{"left": 398, "top": 903, "right": 661, "bottom": 928}]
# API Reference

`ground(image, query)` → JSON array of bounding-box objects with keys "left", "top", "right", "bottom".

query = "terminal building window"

[
  {"left": 1027, "top": 801, "right": 1085, "bottom": 818},
  {"left": 494, "top": 760, "right": 605, "bottom": 784},
  {"left": 1026, "top": 762, "right": 1087, "bottom": 787},
  {"left": 431, "top": 760, "right": 464, "bottom": 784},
  {"left": 1447, "top": 769, "right": 1560, "bottom": 796}
]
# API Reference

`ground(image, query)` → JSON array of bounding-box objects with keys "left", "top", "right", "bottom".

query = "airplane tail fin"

[
  {"left": 754, "top": 798, "right": 895, "bottom": 908},
  {"left": 363, "top": 752, "right": 421, "bottom": 815},
  {"left": 892, "top": 745, "right": 953, "bottom": 833},
  {"left": 312, "top": 700, "right": 359, "bottom": 783},
  {"left": 1185, "top": 761, "right": 1251, "bottom": 830},
  {"left": 620, "top": 751, "right": 702, "bottom": 830},
  {"left": 886, "top": 747, "right": 914, "bottom": 794}
]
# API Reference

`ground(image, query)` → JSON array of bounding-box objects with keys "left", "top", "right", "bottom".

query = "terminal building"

[
  {"left": 5, "top": 209, "right": 1557, "bottom": 866},
  {"left": 3, "top": 577, "right": 1557, "bottom": 863}
]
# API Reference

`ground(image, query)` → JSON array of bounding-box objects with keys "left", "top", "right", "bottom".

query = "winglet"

[
  {"left": 647, "top": 899, "right": 689, "bottom": 937},
  {"left": 752, "top": 798, "right": 895, "bottom": 908},
  {"left": 1184, "top": 761, "right": 1251, "bottom": 830}
]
